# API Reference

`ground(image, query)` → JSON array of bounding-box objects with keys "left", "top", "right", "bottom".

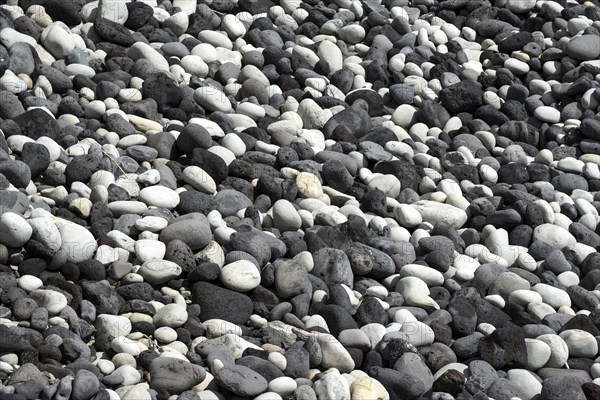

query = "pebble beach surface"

[{"left": 3, "top": 0, "right": 600, "bottom": 400}]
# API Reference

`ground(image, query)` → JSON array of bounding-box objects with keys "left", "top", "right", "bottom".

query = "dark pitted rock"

[
  {"left": 322, "top": 106, "right": 372, "bottom": 139},
  {"left": 191, "top": 282, "right": 253, "bottom": 324},
  {"left": 165, "top": 240, "right": 196, "bottom": 274},
  {"left": 316, "top": 303, "right": 358, "bottom": 336},
  {"left": 93, "top": 17, "right": 135, "bottom": 46},
  {"left": 432, "top": 369, "right": 466, "bottom": 397},
  {"left": 215, "top": 365, "right": 268, "bottom": 397},
  {"left": 581, "top": 118, "right": 600, "bottom": 141},
  {"left": 448, "top": 296, "right": 477, "bottom": 337},
  {"left": 312, "top": 247, "right": 354, "bottom": 288},
  {"left": 0, "top": 160, "right": 31, "bottom": 189},
  {"left": 439, "top": 81, "right": 484, "bottom": 114},
  {"left": 498, "top": 163, "right": 529, "bottom": 184},
  {"left": 0, "top": 91, "right": 25, "bottom": 119},
  {"left": 0, "top": 324, "right": 42, "bottom": 352},
  {"left": 32, "top": 64, "right": 73, "bottom": 94},
  {"left": 142, "top": 72, "right": 184, "bottom": 113},
  {"left": 487, "top": 377, "right": 527, "bottom": 400},
  {"left": 236, "top": 356, "right": 285, "bottom": 382},
  {"left": 374, "top": 160, "right": 422, "bottom": 192},
  {"left": 478, "top": 325, "right": 527, "bottom": 369},
  {"left": 540, "top": 373, "right": 588, "bottom": 400},
  {"left": 177, "top": 191, "right": 217, "bottom": 215},
  {"left": 80, "top": 281, "right": 125, "bottom": 315},
  {"left": 11, "top": 108, "right": 60, "bottom": 140},
  {"left": 44, "top": 0, "right": 85, "bottom": 25},
  {"left": 116, "top": 283, "right": 155, "bottom": 302},
  {"left": 369, "top": 367, "right": 426, "bottom": 400},
  {"left": 417, "top": 100, "right": 451, "bottom": 128}
]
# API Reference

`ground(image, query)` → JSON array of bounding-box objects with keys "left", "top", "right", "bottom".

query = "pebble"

[
  {"left": 0, "top": 212, "right": 33, "bottom": 248},
  {"left": 0, "top": 2, "right": 599, "bottom": 400},
  {"left": 219, "top": 260, "right": 261, "bottom": 292}
]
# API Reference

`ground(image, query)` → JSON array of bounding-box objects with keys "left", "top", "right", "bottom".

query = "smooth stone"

[
  {"left": 182, "top": 166, "right": 217, "bottom": 194},
  {"left": 128, "top": 42, "right": 169, "bottom": 72},
  {"left": 559, "top": 329, "right": 598, "bottom": 357},
  {"left": 134, "top": 240, "right": 166, "bottom": 263},
  {"left": 59, "top": 222, "right": 97, "bottom": 262},
  {"left": 536, "top": 334, "right": 569, "bottom": 368},
  {"left": 272, "top": 199, "right": 302, "bottom": 232},
  {"left": 153, "top": 304, "right": 188, "bottom": 328},
  {"left": 533, "top": 224, "right": 576, "bottom": 249},
  {"left": 138, "top": 260, "right": 182, "bottom": 284},
  {"left": 138, "top": 186, "right": 180, "bottom": 209},
  {"left": 149, "top": 357, "right": 206, "bottom": 394},
  {"left": 215, "top": 365, "right": 268, "bottom": 397},
  {"left": 0, "top": 212, "right": 32, "bottom": 248},
  {"left": 30, "top": 289, "right": 68, "bottom": 315},
  {"left": 219, "top": 260, "right": 261, "bottom": 292},
  {"left": 525, "top": 338, "right": 552, "bottom": 370},
  {"left": 411, "top": 200, "right": 468, "bottom": 229}
]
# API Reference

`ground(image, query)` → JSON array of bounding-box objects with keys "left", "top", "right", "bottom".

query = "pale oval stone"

[
  {"left": 194, "top": 86, "right": 232, "bottom": 113},
  {"left": 536, "top": 333, "right": 569, "bottom": 368},
  {"left": 182, "top": 166, "right": 217, "bottom": 194},
  {"left": 399, "top": 264, "right": 444, "bottom": 286},
  {"left": 181, "top": 55, "right": 209, "bottom": 78},
  {"left": 532, "top": 283, "right": 572, "bottom": 309},
  {"left": 399, "top": 320, "right": 435, "bottom": 346},
  {"left": 317, "top": 334, "right": 355, "bottom": 373},
  {"left": 411, "top": 200, "right": 468, "bottom": 229},
  {"left": 203, "top": 319, "right": 243, "bottom": 338},
  {"left": 138, "top": 186, "right": 180, "bottom": 209},
  {"left": 393, "top": 204, "right": 422, "bottom": 227},
  {"left": 153, "top": 303, "right": 188, "bottom": 328},
  {"left": 134, "top": 216, "right": 169, "bottom": 232},
  {"left": 559, "top": 329, "right": 598, "bottom": 358},
  {"left": 368, "top": 175, "right": 401, "bottom": 198},
  {"left": 507, "top": 369, "right": 542, "bottom": 400},
  {"left": 525, "top": 338, "right": 552, "bottom": 370},
  {"left": 0, "top": 212, "right": 33, "bottom": 248},
  {"left": 122, "top": 384, "right": 151, "bottom": 400},
  {"left": 350, "top": 376, "right": 390, "bottom": 400},
  {"left": 111, "top": 336, "right": 141, "bottom": 356},
  {"left": 339, "top": 24, "right": 366, "bottom": 44},
  {"left": 30, "top": 289, "right": 68, "bottom": 315},
  {"left": 138, "top": 260, "right": 182, "bottom": 284},
  {"left": 508, "top": 290, "right": 543, "bottom": 307},
  {"left": 268, "top": 376, "right": 297, "bottom": 397},
  {"left": 221, "top": 133, "right": 246, "bottom": 157},
  {"left": 134, "top": 239, "right": 166, "bottom": 263},
  {"left": 533, "top": 224, "right": 576, "bottom": 249},
  {"left": 220, "top": 260, "right": 261, "bottom": 292},
  {"left": 18, "top": 275, "right": 44, "bottom": 292},
  {"left": 534, "top": 106, "right": 561, "bottom": 123},
  {"left": 318, "top": 39, "right": 343, "bottom": 72},
  {"left": 296, "top": 172, "right": 324, "bottom": 199},
  {"left": 128, "top": 42, "right": 169, "bottom": 71},
  {"left": 59, "top": 222, "right": 97, "bottom": 262},
  {"left": 154, "top": 326, "right": 178, "bottom": 343}
]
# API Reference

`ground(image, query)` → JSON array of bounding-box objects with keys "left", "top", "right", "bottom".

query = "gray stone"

[
  {"left": 215, "top": 365, "right": 268, "bottom": 397},
  {"left": 150, "top": 357, "right": 207, "bottom": 395},
  {"left": 72, "top": 370, "right": 99, "bottom": 400}
]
